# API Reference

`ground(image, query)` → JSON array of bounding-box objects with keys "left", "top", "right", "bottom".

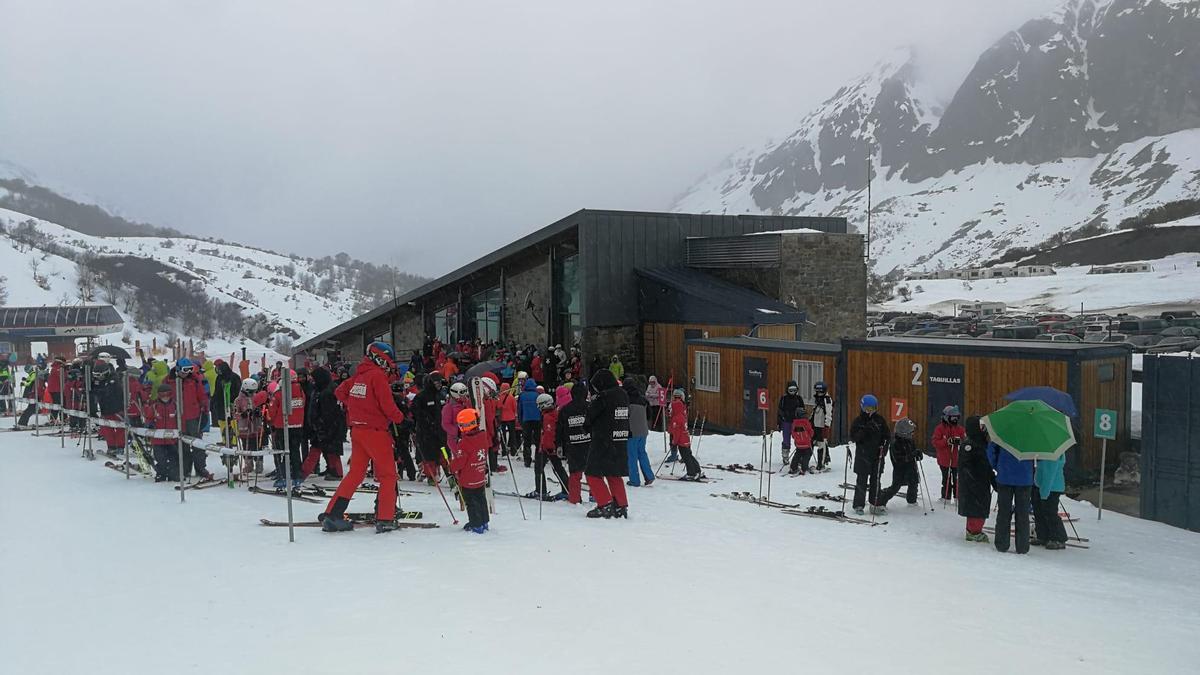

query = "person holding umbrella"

[{"left": 982, "top": 399, "right": 1077, "bottom": 555}]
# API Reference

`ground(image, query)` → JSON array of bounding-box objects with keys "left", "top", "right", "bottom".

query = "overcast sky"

[{"left": 0, "top": 0, "right": 1051, "bottom": 276}]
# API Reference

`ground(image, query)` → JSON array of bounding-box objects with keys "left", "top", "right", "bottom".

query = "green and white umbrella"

[{"left": 981, "top": 399, "right": 1076, "bottom": 461}]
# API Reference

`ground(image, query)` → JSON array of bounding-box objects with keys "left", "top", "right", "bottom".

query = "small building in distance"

[{"left": 0, "top": 305, "right": 124, "bottom": 364}]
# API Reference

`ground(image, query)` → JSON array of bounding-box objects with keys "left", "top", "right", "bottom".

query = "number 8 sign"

[{"left": 1094, "top": 408, "right": 1117, "bottom": 440}]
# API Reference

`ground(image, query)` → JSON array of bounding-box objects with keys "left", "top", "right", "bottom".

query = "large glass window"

[
  {"left": 434, "top": 305, "right": 457, "bottom": 344},
  {"left": 469, "top": 287, "right": 502, "bottom": 343},
  {"left": 554, "top": 252, "right": 581, "bottom": 347}
]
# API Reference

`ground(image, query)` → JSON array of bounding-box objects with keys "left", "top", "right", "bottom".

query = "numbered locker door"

[{"left": 743, "top": 357, "right": 768, "bottom": 433}]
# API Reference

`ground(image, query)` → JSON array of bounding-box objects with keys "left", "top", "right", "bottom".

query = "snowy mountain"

[
  {"left": 673, "top": 0, "right": 1200, "bottom": 277},
  {"left": 0, "top": 192, "right": 422, "bottom": 360}
]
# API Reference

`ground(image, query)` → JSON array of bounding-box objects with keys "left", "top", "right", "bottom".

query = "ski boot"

[
  {"left": 321, "top": 515, "right": 354, "bottom": 533},
  {"left": 853, "top": 507, "right": 865, "bottom": 516},
  {"left": 1030, "top": 538, "right": 1046, "bottom": 547},
  {"left": 272, "top": 477, "right": 288, "bottom": 490},
  {"left": 552, "top": 491, "right": 568, "bottom": 501},
  {"left": 609, "top": 503, "right": 628, "bottom": 519},
  {"left": 470, "top": 525, "right": 488, "bottom": 534},
  {"left": 375, "top": 520, "right": 399, "bottom": 534},
  {"left": 291, "top": 479, "right": 304, "bottom": 491},
  {"left": 870, "top": 505, "right": 887, "bottom": 516},
  {"left": 1044, "top": 540, "right": 1066, "bottom": 550},
  {"left": 965, "top": 531, "right": 989, "bottom": 543},
  {"left": 586, "top": 503, "right": 613, "bottom": 519}
]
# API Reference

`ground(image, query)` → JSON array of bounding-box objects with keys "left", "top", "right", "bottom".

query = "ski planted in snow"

[{"left": 259, "top": 518, "right": 436, "bottom": 529}]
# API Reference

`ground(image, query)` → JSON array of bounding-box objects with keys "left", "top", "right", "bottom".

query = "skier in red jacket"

[
  {"left": 321, "top": 342, "right": 406, "bottom": 533},
  {"left": 450, "top": 408, "right": 491, "bottom": 533},
  {"left": 145, "top": 383, "right": 181, "bottom": 481},
  {"left": 267, "top": 371, "right": 306, "bottom": 489},
  {"left": 165, "top": 358, "right": 213, "bottom": 480},
  {"left": 668, "top": 389, "right": 704, "bottom": 480},
  {"left": 531, "top": 393, "right": 569, "bottom": 501},
  {"left": 931, "top": 405, "right": 965, "bottom": 501}
]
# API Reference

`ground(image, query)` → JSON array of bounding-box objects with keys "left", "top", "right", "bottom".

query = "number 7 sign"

[{"left": 890, "top": 398, "right": 907, "bottom": 422}]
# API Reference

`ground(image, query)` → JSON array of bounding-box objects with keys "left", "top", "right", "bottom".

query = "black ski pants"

[
  {"left": 462, "top": 486, "right": 490, "bottom": 529},
  {"left": 852, "top": 462, "right": 882, "bottom": 510},
  {"left": 1032, "top": 487, "right": 1067, "bottom": 545},
  {"left": 535, "top": 453, "right": 570, "bottom": 496},
  {"left": 672, "top": 444, "right": 702, "bottom": 477},
  {"left": 940, "top": 466, "right": 958, "bottom": 500},
  {"left": 181, "top": 418, "right": 208, "bottom": 477},
  {"left": 521, "top": 420, "right": 541, "bottom": 465},
  {"left": 271, "top": 427, "right": 303, "bottom": 480},
  {"left": 994, "top": 484, "right": 1031, "bottom": 554},
  {"left": 879, "top": 462, "right": 919, "bottom": 506},
  {"left": 393, "top": 431, "right": 417, "bottom": 480}
]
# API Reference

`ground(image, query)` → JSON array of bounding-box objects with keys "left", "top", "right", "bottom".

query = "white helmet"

[
  {"left": 536, "top": 393, "right": 555, "bottom": 410},
  {"left": 517, "top": 371, "right": 528, "bottom": 380},
  {"left": 449, "top": 382, "right": 469, "bottom": 399},
  {"left": 480, "top": 378, "right": 498, "bottom": 398},
  {"left": 241, "top": 379, "right": 259, "bottom": 393}
]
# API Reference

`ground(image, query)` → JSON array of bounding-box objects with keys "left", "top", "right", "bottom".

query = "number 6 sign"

[{"left": 757, "top": 388, "right": 770, "bottom": 411}]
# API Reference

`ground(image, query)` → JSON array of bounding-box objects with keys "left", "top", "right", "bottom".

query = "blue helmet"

[
  {"left": 367, "top": 341, "right": 396, "bottom": 369},
  {"left": 177, "top": 357, "right": 193, "bottom": 368},
  {"left": 860, "top": 394, "right": 878, "bottom": 410}
]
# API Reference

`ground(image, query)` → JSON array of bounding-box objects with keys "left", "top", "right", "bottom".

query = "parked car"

[
  {"left": 1147, "top": 337, "right": 1200, "bottom": 353},
  {"left": 991, "top": 325, "right": 1043, "bottom": 340},
  {"left": 1035, "top": 313, "right": 1072, "bottom": 323},
  {"left": 867, "top": 325, "right": 892, "bottom": 338},
  {"left": 1117, "top": 318, "right": 1170, "bottom": 336},
  {"left": 1160, "top": 310, "right": 1198, "bottom": 321},
  {"left": 1158, "top": 326, "right": 1200, "bottom": 338},
  {"left": 1101, "top": 333, "right": 1132, "bottom": 343},
  {"left": 1036, "top": 333, "right": 1083, "bottom": 343}
]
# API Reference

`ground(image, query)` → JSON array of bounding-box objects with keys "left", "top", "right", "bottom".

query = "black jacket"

[
  {"left": 307, "top": 368, "right": 345, "bottom": 455},
  {"left": 90, "top": 379, "right": 124, "bottom": 416},
  {"left": 584, "top": 370, "right": 629, "bottom": 477},
  {"left": 558, "top": 384, "right": 591, "bottom": 472},
  {"left": 957, "top": 416, "right": 994, "bottom": 518},
  {"left": 850, "top": 411, "right": 890, "bottom": 474},
  {"left": 888, "top": 436, "right": 921, "bottom": 465},
  {"left": 412, "top": 380, "right": 446, "bottom": 452},
  {"left": 211, "top": 363, "right": 242, "bottom": 420},
  {"left": 777, "top": 381, "right": 806, "bottom": 426}
]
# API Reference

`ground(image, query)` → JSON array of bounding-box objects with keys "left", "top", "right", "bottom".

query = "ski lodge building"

[{"left": 295, "top": 209, "right": 867, "bottom": 381}]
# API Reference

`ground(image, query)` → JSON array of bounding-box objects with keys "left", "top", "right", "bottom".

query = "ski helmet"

[
  {"left": 536, "top": 393, "right": 555, "bottom": 410},
  {"left": 449, "top": 382, "right": 469, "bottom": 400},
  {"left": 241, "top": 378, "right": 259, "bottom": 393},
  {"left": 673, "top": 388, "right": 686, "bottom": 399},
  {"left": 517, "top": 370, "right": 528, "bottom": 380},
  {"left": 942, "top": 405, "right": 961, "bottom": 423},
  {"left": 367, "top": 341, "right": 396, "bottom": 370},
  {"left": 813, "top": 381, "right": 827, "bottom": 393},
  {"left": 480, "top": 378, "right": 498, "bottom": 398},
  {"left": 157, "top": 383, "right": 173, "bottom": 395},
  {"left": 91, "top": 361, "right": 114, "bottom": 383},
  {"left": 860, "top": 394, "right": 878, "bottom": 411},
  {"left": 456, "top": 408, "right": 480, "bottom": 433},
  {"left": 894, "top": 417, "right": 916, "bottom": 439},
  {"left": 176, "top": 357, "right": 195, "bottom": 375},
  {"left": 426, "top": 371, "right": 445, "bottom": 389},
  {"left": 787, "top": 383, "right": 798, "bottom": 395}
]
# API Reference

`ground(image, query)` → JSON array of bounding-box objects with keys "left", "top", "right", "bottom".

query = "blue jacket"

[
  {"left": 518, "top": 379, "right": 542, "bottom": 423},
  {"left": 987, "top": 442, "right": 1034, "bottom": 487},
  {"left": 1034, "top": 456, "right": 1066, "bottom": 497}
]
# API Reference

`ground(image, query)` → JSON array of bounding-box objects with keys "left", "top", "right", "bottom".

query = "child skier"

[
  {"left": 451, "top": 408, "right": 491, "bottom": 533},
  {"left": 497, "top": 381, "right": 518, "bottom": 455},
  {"left": 877, "top": 417, "right": 922, "bottom": 511},
  {"left": 146, "top": 383, "right": 180, "bottom": 482},
  {"left": 958, "top": 416, "right": 994, "bottom": 543},
  {"left": 931, "top": 405, "right": 964, "bottom": 502},
  {"left": 811, "top": 381, "right": 834, "bottom": 471},
  {"left": 787, "top": 412, "right": 815, "bottom": 475},
  {"left": 233, "top": 378, "right": 264, "bottom": 475},
  {"left": 668, "top": 389, "right": 704, "bottom": 480},
  {"left": 530, "top": 393, "right": 570, "bottom": 500},
  {"left": 776, "top": 380, "right": 806, "bottom": 465}
]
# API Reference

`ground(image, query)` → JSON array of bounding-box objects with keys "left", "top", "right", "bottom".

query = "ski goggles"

[
  {"left": 862, "top": 405, "right": 878, "bottom": 414},
  {"left": 179, "top": 366, "right": 196, "bottom": 376}
]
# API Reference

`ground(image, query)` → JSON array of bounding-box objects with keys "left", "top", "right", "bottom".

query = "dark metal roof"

[
  {"left": 686, "top": 336, "right": 841, "bottom": 354},
  {"left": 0, "top": 305, "right": 123, "bottom": 329},
  {"left": 844, "top": 336, "right": 1132, "bottom": 361},
  {"left": 296, "top": 209, "right": 586, "bottom": 349},
  {"left": 636, "top": 266, "right": 805, "bottom": 326}
]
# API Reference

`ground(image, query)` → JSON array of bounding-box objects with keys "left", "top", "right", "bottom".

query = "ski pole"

[
  {"left": 840, "top": 446, "right": 851, "bottom": 516},
  {"left": 917, "top": 456, "right": 934, "bottom": 514},
  {"left": 431, "top": 472, "right": 459, "bottom": 525},
  {"left": 502, "top": 434, "right": 526, "bottom": 521}
]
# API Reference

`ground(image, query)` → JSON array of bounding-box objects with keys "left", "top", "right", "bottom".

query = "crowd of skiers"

[{"left": 845, "top": 396, "right": 1070, "bottom": 552}]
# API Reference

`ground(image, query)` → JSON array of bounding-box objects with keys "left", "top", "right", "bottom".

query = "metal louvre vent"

[{"left": 686, "top": 235, "right": 781, "bottom": 268}]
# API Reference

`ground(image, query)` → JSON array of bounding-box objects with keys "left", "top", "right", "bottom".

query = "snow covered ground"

[
  {"left": 882, "top": 253, "right": 1200, "bottom": 315},
  {"left": 3, "top": 422, "right": 1200, "bottom": 674}
]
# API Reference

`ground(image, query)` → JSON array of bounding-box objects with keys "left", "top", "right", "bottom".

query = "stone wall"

[
  {"left": 779, "top": 232, "right": 866, "bottom": 342},
  {"left": 582, "top": 325, "right": 640, "bottom": 374},
  {"left": 391, "top": 306, "right": 424, "bottom": 355},
  {"left": 504, "top": 257, "right": 551, "bottom": 347}
]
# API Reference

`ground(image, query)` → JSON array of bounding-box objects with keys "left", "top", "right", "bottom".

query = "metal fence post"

[
  {"left": 176, "top": 376, "right": 186, "bottom": 503},
  {"left": 281, "top": 368, "right": 296, "bottom": 542},
  {"left": 122, "top": 374, "right": 131, "bottom": 480}
]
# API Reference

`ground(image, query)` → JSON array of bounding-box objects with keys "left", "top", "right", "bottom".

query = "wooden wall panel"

[
  {"left": 844, "top": 349, "right": 1068, "bottom": 455},
  {"left": 1078, "top": 356, "right": 1131, "bottom": 474},
  {"left": 755, "top": 324, "right": 798, "bottom": 340},
  {"left": 687, "top": 344, "right": 839, "bottom": 438},
  {"left": 643, "top": 322, "right": 747, "bottom": 385}
]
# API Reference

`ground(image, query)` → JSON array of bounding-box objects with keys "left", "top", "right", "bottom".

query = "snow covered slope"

[
  {"left": 0, "top": 206, "right": 363, "bottom": 357},
  {"left": 674, "top": 0, "right": 1200, "bottom": 276},
  {"left": 882, "top": 252, "right": 1200, "bottom": 314},
  {"left": 4, "top": 426, "right": 1200, "bottom": 675}
]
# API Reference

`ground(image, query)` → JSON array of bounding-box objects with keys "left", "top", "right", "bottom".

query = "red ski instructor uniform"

[{"left": 324, "top": 357, "right": 405, "bottom": 521}]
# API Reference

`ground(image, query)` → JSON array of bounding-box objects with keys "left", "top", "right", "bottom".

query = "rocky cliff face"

[{"left": 674, "top": 0, "right": 1200, "bottom": 275}]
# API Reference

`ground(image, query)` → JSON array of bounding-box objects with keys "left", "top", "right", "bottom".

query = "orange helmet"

[{"left": 456, "top": 408, "right": 480, "bottom": 433}]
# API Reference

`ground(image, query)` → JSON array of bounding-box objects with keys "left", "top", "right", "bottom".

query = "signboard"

[
  {"left": 926, "top": 362, "right": 965, "bottom": 448},
  {"left": 1094, "top": 408, "right": 1118, "bottom": 440},
  {"left": 890, "top": 398, "right": 908, "bottom": 422},
  {"left": 756, "top": 388, "right": 770, "bottom": 411}
]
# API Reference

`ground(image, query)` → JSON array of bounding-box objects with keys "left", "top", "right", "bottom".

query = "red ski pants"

[
  {"left": 301, "top": 446, "right": 343, "bottom": 477},
  {"left": 966, "top": 517, "right": 985, "bottom": 534},
  {"left": 327, "top": 428, "right": 396, "bottom": 521},
  {"left": 586, "top": 475, "right": 628, "bottom": 508},
  {"left": 99, "top": 414, "right": 125, "bottom": 449}
]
